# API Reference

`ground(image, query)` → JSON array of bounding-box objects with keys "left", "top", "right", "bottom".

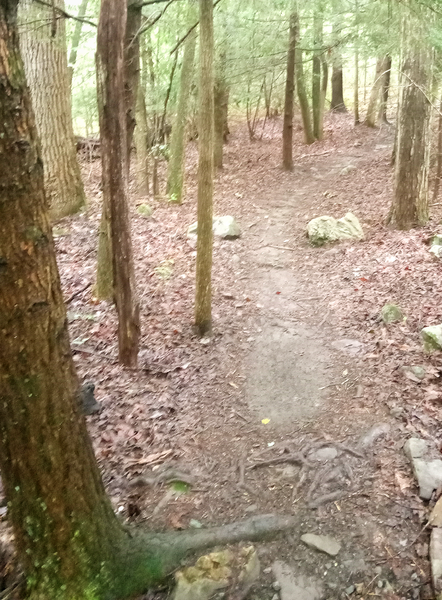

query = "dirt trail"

[{"left": 48, "top": 116, "right": 440, "bottom": 600}]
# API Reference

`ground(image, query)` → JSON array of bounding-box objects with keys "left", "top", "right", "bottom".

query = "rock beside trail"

[
  {"left": 136, "top": 203, "right": 153, "bottom": 218},
  {"left": 431, "top": 529, "right": 442, "bottom": 593},
  {"left": 340, "top": 165, "right": 357, "bottom": 176},
  {"left": 404, "top": 437, "right": 442, "bottom": 500},
  {"left": 172, "top": 547, "right": 259, "bottom": 600},
  {"left": 300, "top": 533, "right": 341, "bottom": 556},
  {"left": 188, "top": 216, "right": 241, "bottom": 240},
  {"left": 307, "top": 212, "right": 364, "bottom": 246},
  {"left": 430, "top": 235, "right": 442, "bottom": 258},
  {"left": 380, "top": 304, "right": 404, "bottom": 324},
  {"left": 421, "top": 325, "right": 442, "bottom": 351},
  {"left": 272, "top": 561, "right": 323, "bottom": 600}
]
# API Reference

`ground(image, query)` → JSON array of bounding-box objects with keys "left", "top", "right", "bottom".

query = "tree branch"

[
  {"left": 33, "top": 0, "right": 96, "bottom": 27},
  {"left": 170, "top": 0, "right": 222, "bottom": 55}
]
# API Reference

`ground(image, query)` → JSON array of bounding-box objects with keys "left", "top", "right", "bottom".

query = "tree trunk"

[
  {"left": 389, "top": 21, "right": 432, "bottom": 229},
  {"left": 330, "top": 64, "right": 346, "bottom": 112},
  {"left": 97, "top": 0, "right": 140, "bottom": 366},
  {"left": 195, "top": 0, "right": 214, "bottom": 336},
  {"left": 214, "top": 49, "right": 229, "bottom": 169},
  {"left": 312, "top": 9, "right": 324, "bottom": 140},
  {"left": 67, "top": 0, "right": 89, "bottom": 80},
  {"left": 433, "top": 98, "right": 442, "bottom": 202},
  {"left": 125, "top": 0, "right": 142, "bottom": 162},
  {"left": 134, "top": 83, "right": 150, "bottom": 196},
  {"left": 167, "top": 26, "right": 197, "bottom": 202},
  {"left": 378, "top": 55, "right": 392, "bottom": 124},
  {"left": 18, "top": 0, "right": 85, "bottom": 221},
  {"left": 364, "top": 56, "right": 386, "bottom": 127},
  {"left": 282, "top": 12, "right": 297, "bottom": 170},
  {"left": 330, "top": 0, "right": 346, "bottom": 113},
  {"left": 294, "top": 13, "right": 314, "bottom": 145},
  {"left": 353, "top": 0, "right": 360, "bottom": 125}
]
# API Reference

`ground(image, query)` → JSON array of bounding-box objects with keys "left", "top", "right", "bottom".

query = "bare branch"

[
  {"left": 33, "top": 0, "right": 96, "bottom": 27},
  {"left": 170, "top": 0, "right": 222, "bottom": 55}
]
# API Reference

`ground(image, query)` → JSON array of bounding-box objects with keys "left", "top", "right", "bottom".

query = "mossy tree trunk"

[
  {"left": 18, "top": 0, "right": 85, "bottom": 221},
  {"left": 97, "top": 0, "right": 140, "bottom": 366},
  {"left": 282, "top": 11, "right": 297, "bottom": 170},
  {"left": 388, "top": 8, "right": 432, "bottom": 230},
  {"left": 294, "top": 12, "right": 314, "bottom": 145},
  {"left": 195, "top": 0, "right": 214, "bottom": 336},
  {"left": 166, "top": 19, "right": 197, "bottom": 202}
]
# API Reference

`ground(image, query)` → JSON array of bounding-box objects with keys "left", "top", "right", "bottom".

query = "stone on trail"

[
  {"left": 359, "top": 423, "right": 390, "bottom": 448},
  {"left": 432, "top": 234, "right": 442, "bottom": 246},
  {"left": 404, "top": 438, "right": 428, "bottom": 460},
  {"left": 380, "top": 303, "right": 404, "bottom": 324},
  {"left": 187, "top": 216, "right": 241, "bottom": 240},
  {"left": 401, "top": 366, "right": 426, "bottom": 382},
  {"left": 431, "top": 528, "right": 442, "bottom": 593},
  {"left": 300, "top": 533, "right": 341, "bottom": 556},
  {"left": 421, "top": 325, "right": 442, "bottom": 351},
  {"left": 430, "top": 245, "right": 442, "bottom": 259},
  {"left": 307, "top": 212, "right": 364, "bottom": 246},
  {"left": 410, "top": 458, "right": 442, "bottom": 500},
  {"left": 272, "top": 561, "right": 323, "bottom": 600},
  {"left": 340, "top": 165, "right": 357, "bottom": 176},
  {"left": 429, "top": 496, "right": 442, "bottom": 527},
  {"left": 136, "top": 203, "right": 153, "bottom": 218}
]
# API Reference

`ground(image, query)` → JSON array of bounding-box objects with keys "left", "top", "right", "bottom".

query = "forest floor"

[{"left": 6, "top": 113, "right": 442, "bottom": 599}]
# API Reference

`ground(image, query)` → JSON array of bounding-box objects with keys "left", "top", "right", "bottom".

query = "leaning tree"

[{"left": 0, "top": 1, "right": 294, "bottom": 598}]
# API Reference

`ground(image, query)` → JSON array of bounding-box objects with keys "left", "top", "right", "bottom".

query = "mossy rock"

[
  {"left": 307, "top": 212, "right": 364, "bottom": 246},
  {"left": 381, "top": 304, "right": 404, "bottom": 324},
  {"left": 137, "top": 204, "right": 153, "bottom": 218},
  {"left": 422, "top": 325, "right": 442, "bottom": 352}
]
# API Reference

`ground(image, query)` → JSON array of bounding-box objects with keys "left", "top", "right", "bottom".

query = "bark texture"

[
  {"left": 214, "top": 49, "right": 229, "bottom": 169},
  {"left": 134, "top": 83, "right": 150, "bottom": 196},
  {"left": 282, "top": 12, "right": 297, "bottom": 170},
  {"left": 97, "top": 0, "right": 140, "bottom": 366},
  {"left": 167, "top": 27, "right": 197, "bottom": 201},
  {"left": 18, "top": 0, "right": 85, "bottom": 221},
  {"left": 195, "top": 0, "right": 214, "bottom": 336},
  {"left": 364, "top": 56, "right": 388, "bottom": 127},
  {"left": 389, "top": 19, "right": 431, "bottom": 229},
  {"left": 433, "top": 98, "right": 442, "bottom": 202}
]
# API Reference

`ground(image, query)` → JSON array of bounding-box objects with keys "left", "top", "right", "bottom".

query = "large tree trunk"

[
  {"left": 388, "top": 17, "right": 432, "bottom": 229},
  {"left": 312, "top": 9, "right": 324, "bottom": 140},
  {"left": 282, "top": 12, "right": 297, "bottom": 170},
  {"left": 97, "top": 0, "right": 140, "bottom": 366},
  {"left": 167, "top": 24, "right": 197, "bottom": 202},
  {"left": 294, "top": 13, "right": 314, "bottom": 145},
  {"left": 330, "top": 0, "right": 347, "bottom": 113},
  {"left": 18, "top": 0, "right": 85, "bottom": 221},
  {"left": 433, "top": 98, "right": 442, "bottom": 202},
  {"left": 195, "top": 0, "right": 214, "bottom": 336}
]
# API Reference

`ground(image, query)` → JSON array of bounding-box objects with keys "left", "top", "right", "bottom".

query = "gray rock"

[
  {"left": 188, "top": 216, "right": 241, "bottom": 240},
  {"left": 331, "top": 338, "right": 365, "bottom": 356},
  {"left": 272, "top": 561, "right": 323, "bottom": 600},
  {"left": 300, "top": 533, "right": 341, "bottom": 556},
  {"left": 79, "top": 382, "right": 101, "bottom": 415},
  {"left": 432, "top": 234, "right": 442, "bottom": 246},
  {"left": 311, "top": 447, "right": 338, "bottom": 462},
  {"left": 422, "top": 325, "right": 442, "bottom": 351},
  {"left": 345, "top": 585, "right": 355, "bottom": 595},
  {"left": 137, "top": 203, "right": 153, "bottom": 218},
  {"left": 401, "top": 365, "right": 426, "bottom": 381},
  {"left": 430, "top": 245, "right": 442, "bottom": 258},
  {"left": 307, "top": 212, "right": 364, "bottom": 246},
  {"left": 431, "top": 528, "right": 442, "bottom": 593},
  {"left": 404, "top": 438, "right": 428, "bottom": 460},
  {"left": 340, "top": 165, "right": 357, "bottom": 176},
  {"left": 359, "top": 423, "right": 390, "bottom": 448},
  {"left": 411, "top": 458, "right": 442, "bottom": 500},
  {"left": 380, "top": 303, "right": 404, "bottom": 324}
]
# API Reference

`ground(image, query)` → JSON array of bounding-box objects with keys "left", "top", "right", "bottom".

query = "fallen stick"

[{"left": 249, "top": 453, "right": 311, "bottom": 470}]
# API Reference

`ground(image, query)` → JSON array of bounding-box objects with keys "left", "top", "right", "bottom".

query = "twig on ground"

[
  {"left": 249, "top": 453, "right": 311, "bottom": 470},
  {"left": 66, "top": 281, "right": 92, "bottom": 305},
  {"left": 308, "top": 490, "right": 346, "bottom": 509}
]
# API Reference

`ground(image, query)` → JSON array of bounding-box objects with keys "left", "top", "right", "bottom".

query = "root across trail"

[{"left": 48, "top": 113, "right": 442, "bottom": 598}]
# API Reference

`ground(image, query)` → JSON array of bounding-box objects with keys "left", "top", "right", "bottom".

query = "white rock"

[
  {"left": 300, "top": 533, "right": 341, "bottom": 556},
  {"left": 307, "top": 212, "right": 364, "bottom": 246}
]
